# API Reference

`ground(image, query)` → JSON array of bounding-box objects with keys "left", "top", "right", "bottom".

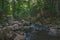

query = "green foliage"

[{"left": 0, "top": 0, "right": 60, "bottom": 25}]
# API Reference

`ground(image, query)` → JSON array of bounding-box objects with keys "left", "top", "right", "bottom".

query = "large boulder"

[{"left": 48, "top": 27, "right": 60, "bottom": 37}]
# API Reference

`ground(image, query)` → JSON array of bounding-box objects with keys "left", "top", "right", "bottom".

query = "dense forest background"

[
  {"left": 0, "top": 0, "right": 60, "bottom": 25},
  {"left": 0, "top": 0, "right": 60, "bottom": 40}
]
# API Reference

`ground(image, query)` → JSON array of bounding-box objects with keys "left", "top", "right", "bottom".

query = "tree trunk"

[{"left": 55, "top": 0, "right": 59, "bottom": 15}]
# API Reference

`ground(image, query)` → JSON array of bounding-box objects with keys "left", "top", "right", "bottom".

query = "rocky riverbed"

[{"left": 0, "top": 21, "right": 60, "bottom": 40}]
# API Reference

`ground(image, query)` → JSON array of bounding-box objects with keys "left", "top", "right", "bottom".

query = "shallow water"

[{"left": 25, "top": 30, "right": 60, "bottom": 40}]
